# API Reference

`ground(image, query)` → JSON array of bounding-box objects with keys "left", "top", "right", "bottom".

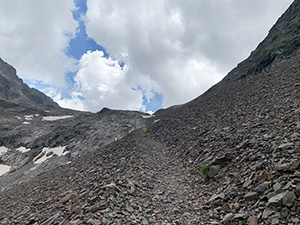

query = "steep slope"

[
  {"left": 0, "top": 59, "right": 148, "bottom": 191},
  {"left": 0, "top": 1, "right": 299, "bottom": 225},
  {"left": 0, "top": 58, "right": 58, "bottom": 108}
]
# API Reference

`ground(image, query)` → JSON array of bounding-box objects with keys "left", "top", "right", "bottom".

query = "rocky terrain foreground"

[{"left": 0, "top": 0, "right": 300, "bottom": 224}]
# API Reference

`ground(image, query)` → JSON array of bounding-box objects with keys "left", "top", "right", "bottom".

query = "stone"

[
  {"left": 126, "top": 206, "right": 135, "bottom": 213},
  {"left": 207, "top": 165, "right": 221, "bottom": 178},
  {"left": 232, "top": 203, "right": 240, "bottom": 210},
  {"left": 282, "top": 191, "right": 296, "bottom": 207},
  {"left": 233, "top": 213, "right": 247, "bottom": 220},
  {"left": 273, "top": 182, "right": 282, "bottom": 192},
  {"left": 295, "top": 185, "right": 300, "bottom": 198},
  {"left": 209, "top": 192, "right": 225, "bottom": 202},
  {"left": 244, "top": 192, "right": 259, "bottom": 201},
  {"left": 255, "top": 184, "right": 266, "bottom": 193},
  {"left": 40, "top": 212, "right": 60, "bottom": 225},
  {"left": 142, "top": 218, "right": 149, "bottom": 225},
  {"left": 262, "top": 209, "right": 274, "bottom": 219},
  {"left": 59, "top": 192, "right": 78, "bottom": 204},
  {"left": 221, "top": 213, "right": 234, "bottom": 223},
  {"left": 89, "top": 201, "right": 108, "bottom": 212},
  {"left": 247, "top": 216, "right": 258, "bottom": 225},
  {"left": 291, "top": 218, "right": 300, "bottom": 223},
  {"left": 277, "top": 143, "right": 293, "bottom": 149},
  {"left": 243, "top": 179, "right": 252, "bottom": 188},
  {"left": 277, "top": 163, "right": 290, "bottom": 171},
  {"left": 268, "top": 193, "right": 284, "bottom": 206},
  {"left": 73, "top": 206, "right": 82, "bottom": 214},
  {"left": 68, "top": 219, "right": 82, "bottom": 225}
]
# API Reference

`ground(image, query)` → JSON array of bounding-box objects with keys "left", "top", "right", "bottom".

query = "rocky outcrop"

[{"left": 0, "top": 58, "right": 58, "bottom": 107}]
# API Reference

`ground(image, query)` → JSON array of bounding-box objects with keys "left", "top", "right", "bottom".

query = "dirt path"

[{"left": 130, "top": 132, "right": 203, "bottom": 224}]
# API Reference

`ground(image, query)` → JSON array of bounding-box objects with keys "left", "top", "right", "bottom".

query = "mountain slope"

[
  {"left": 0, "top": 1, "right": 299, "bottom": 225},
  {"left": 0, "top": 59, "right": 148, "bottom": 192},
  {"left": 0, "top": 58, "right": 58, "bottom": 108}
]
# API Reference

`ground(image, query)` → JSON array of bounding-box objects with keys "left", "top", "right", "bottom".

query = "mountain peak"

[
  {"left": 224, "top": 0, "right": 300, "bottom": 83},
  {"left": 0, "top": 58, "right": 59, "bottom": 108}
]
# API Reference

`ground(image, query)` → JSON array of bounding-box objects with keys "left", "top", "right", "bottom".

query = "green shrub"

[{"left": 201, "top": 164, "right": 212, "bottom": 177}]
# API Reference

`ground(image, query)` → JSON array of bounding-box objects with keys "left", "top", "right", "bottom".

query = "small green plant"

[
  {"left": 143, "top": 128, "right": 148, "bottom": 133},
  {"left": 201, "top": 164, "right": 212, "bottom": 177}
]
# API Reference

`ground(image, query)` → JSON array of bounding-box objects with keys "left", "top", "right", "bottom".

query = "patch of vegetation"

[{"left": 201, "top": 164, "right": 212, "bottom": 177}]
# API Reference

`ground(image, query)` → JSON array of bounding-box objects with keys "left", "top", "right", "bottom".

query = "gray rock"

[
  {"left": 277, "top": 163, "right": 290, "bottom": 171},
  {"left": 207, "top": 165, "right": 221, "bottom": 178},
  {"left": 282, "top": 191, "right": 296, "bottom": 207},
  {"left": 209, "top": 192, "right": 225, "bottom": 202},
  {"left": 277, "top": 143, "right": 293, "bottom": 149},
  {"left": 244, "top": 192, "right": 259, "bottom": 201},
  {"left": 273, "top": 182, "right": 282, "bottom": 192},
  {"left": 221, "top": 213, "right": 234, "bottom": 223},
  {"left": 268, "top": 193, "right": 284, "bottom": 206},
  {"left": 255, "top": 184, "right": 266, "bottom": 193}
]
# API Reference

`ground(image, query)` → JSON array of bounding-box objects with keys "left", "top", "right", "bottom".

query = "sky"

[{"left": 0, "top": 0, "right": 294, "bottom": 113}]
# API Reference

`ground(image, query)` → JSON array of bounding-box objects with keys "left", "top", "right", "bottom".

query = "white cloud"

[
  {"left": 71, "top": 50, "right": 143, "bottom": 112},
  {"left": 0, "top": 0, "right": 78, "bottom": 86},
  {"left": 85, "top": 0, "right": 293, "bottom": 107}
]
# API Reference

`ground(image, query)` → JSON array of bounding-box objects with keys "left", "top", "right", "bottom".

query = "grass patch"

[{"left": 201, "top": 164, "right": 212, "bottom": 177}]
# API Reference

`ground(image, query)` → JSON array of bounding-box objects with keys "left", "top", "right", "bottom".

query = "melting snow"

[
  {"left": 42, "top": 116, "right": 74, "bottom": 121},
  {"left": 0, "top": 146, "right": 8, "bottom": 155},
  {"left": 33, "top": 146, "right": 69, "bottom": 164},
  {"left": 17, "top": 147, "right": 31, "bottom": 153},
  {"left": 24, "top": 115, "right": 34, "bottom": 120},
  {"left": 0, "top": 164, "right": 11, "bottom": 176},
  {"left": 142, "top": 115, "right": 155, "bottom": 119}
]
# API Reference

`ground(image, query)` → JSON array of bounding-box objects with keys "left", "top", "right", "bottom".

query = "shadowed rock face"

[
  {"left": 0, "top": 1, "right": 299, "bottom": 225},
  {"left": 0, "top": 58, "right": 59, "bottom": 108},
  {"left": 224, "top": 0, "right": 300, "bottom": 82}
]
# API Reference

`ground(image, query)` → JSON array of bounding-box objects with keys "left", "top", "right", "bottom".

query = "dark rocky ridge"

[
  {"left": 0, "top": 1, "right": 299, "bottom": 224},
  {"left": 0, "top": 58, "right": 58, "bottom": 108}
]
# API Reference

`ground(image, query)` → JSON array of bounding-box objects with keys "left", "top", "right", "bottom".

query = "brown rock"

[
  {"left": 247, "top": 216, "right": 258, "bottom": 225},
  {"left": 244, "top": 192, "right": 259, "bottom": 201},
  {"left": 295, "top": 185, "right": 300, "bottom": 198},
  {"left": 283, "top": 191, "right": 296, "bottom": 207},
  {"left": 59, "top": 192, "right": 78, "bottom": 204},
  {"left": 221, "top": 213, "right": 234, "bottom": 223}
]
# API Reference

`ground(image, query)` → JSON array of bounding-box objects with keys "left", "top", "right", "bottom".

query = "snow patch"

[
  {"left": 33, "top": 146, "right": 69, "bottom": 164},
  {"left": 23, "top": 121, "right": 31, "bottom": 125},
  {"left": 24, "top": 115, "right": 34, "bottom": 120},
  {"left": 0, "top": 146, "right": 8, "bottom": 155},
  {"left": 0, "top": 164, "right": 11, "bottom": 176},
  {"left": 42, "top": 115, "right": 74, "bottom": 121},
  {"left": 17, "top": 147, "right": 31, "bottom": 153},
  {"left": 142, "top": 114, "right": 155, "bottom": 119}
]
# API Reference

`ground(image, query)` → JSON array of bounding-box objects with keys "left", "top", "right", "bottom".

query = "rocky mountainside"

[
  {"left": 0, "top": 58, "right": 58, "bottom": 108},
  {"left": 0, "top": 1, "right": 299, "bottom": 225},
  {"left": 0, "top": 59, "right": 148, "bottom": 191}
]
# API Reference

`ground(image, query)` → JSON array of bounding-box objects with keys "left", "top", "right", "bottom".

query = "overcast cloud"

[
  {"left": 0, "top": 0, "right": 77, "bottom": 86},
  {"left": 0, "top": 0, "right": 294, "bottom": 112},
  {"left": 84, "top": 0, "right": 293, "bottom": 108}
]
